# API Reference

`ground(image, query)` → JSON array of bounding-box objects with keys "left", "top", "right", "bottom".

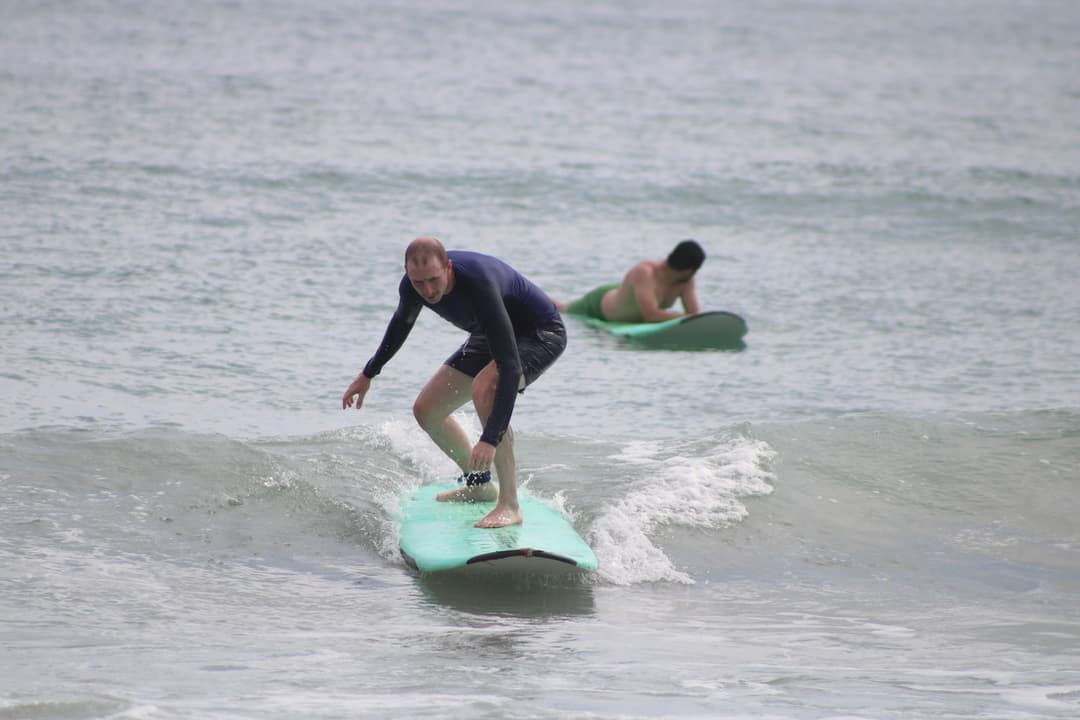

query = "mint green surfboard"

[
  {"left": 582, "top": 310, "right": 747, "bottom": 350},
  {"left": 398, "top": 484, "right": 598, "bottom": 575}
]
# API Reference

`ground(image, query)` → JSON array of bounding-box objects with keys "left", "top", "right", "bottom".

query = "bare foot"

[
  {"left": 475, "top": 503, "right": 523, "bottom": 528},
  {"left": 436, "top": 484, "right": 498, "bottom": 503}
]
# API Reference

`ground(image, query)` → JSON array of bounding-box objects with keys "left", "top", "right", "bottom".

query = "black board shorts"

[{"left": 445, "top": 318, "right": 566, "bottom": 390}]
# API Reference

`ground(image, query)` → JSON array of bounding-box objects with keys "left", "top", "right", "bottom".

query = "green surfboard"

[
  {"left": 582, "top": 310, "right": 747, "bottom": 350},
  {"left": 398, "top": 483, "right": 598, "bottom": 576}
]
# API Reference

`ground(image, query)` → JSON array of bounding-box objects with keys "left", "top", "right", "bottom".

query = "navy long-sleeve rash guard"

[{"left": 362, "top": 251, "right": 559, "bottom": 447}]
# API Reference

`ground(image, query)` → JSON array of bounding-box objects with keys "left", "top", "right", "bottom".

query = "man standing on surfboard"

[
  {"left": 555, "top": 239, "right": 705, "bottom": 323},
  {"left": 342, "top": 237, "right": 566, "bottom": 529}
]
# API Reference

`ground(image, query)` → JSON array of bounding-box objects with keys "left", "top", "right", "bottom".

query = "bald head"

[
  {"left": 405, "top": 237, "right": 448, "bottom": 271},
  {"left": 404, "top": 237, "right": 453, "bottom": 304}
]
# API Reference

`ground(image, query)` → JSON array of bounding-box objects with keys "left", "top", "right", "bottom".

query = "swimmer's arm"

[{"left": 681, "top": 279, "right": 702, "bottom": 315}]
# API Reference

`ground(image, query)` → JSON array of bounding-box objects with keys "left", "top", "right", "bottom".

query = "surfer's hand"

[
  {"left": 470, "top": 440, "right": 496, "bottom": 471},
  {"left": 342, "top": 374, "right": 371, "bottom": 410}
]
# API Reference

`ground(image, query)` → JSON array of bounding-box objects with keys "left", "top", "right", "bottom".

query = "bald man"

[{"left": 342, "top": 238, "right": 566, "bottom": 528}]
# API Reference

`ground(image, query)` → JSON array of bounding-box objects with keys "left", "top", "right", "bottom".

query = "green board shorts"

[{"left": 565, "top": 284, "right": 619, "bottom": 320}]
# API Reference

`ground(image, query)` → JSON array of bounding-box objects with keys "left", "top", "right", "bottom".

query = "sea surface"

[{"left": 3, "top": 0, "right": 1080, "bottom": 718}]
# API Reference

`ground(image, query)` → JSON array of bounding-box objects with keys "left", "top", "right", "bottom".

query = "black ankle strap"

[{"left": 462, "top": 470, "right": 491, "bottom": 486}]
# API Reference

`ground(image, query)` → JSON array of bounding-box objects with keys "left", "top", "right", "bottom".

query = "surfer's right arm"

[
  {"left": 342, "top": 276, "right": 422, "bottom": 410},
  {"left": 342, "top": 373, "right": 372, "bottom": 409}
]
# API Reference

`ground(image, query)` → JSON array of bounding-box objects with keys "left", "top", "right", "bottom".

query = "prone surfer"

[
  {"left": 554, "top": 239, "right": 705, "bottom": 323},
  {"left": 342, "top": 237, "right": 566, "bottom": 529}
]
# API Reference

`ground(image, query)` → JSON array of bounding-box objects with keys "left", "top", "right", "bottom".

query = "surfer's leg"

[
  {"left": 413, "top": 364, "right": 476, "bottom": 472},
  {"left": 468, "top": 319, "right": 566, "bottom": 526},
  {"left": 422, "top": 342, "right": 500, "bottom": 503},
  {"left": 476, "top": 426, "right": 520, "bottom": 528},
  {"left": 470, "top": 361, "right": 523, "bottom": 528}
]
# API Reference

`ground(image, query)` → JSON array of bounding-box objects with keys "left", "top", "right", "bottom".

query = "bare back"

[{"left": 600, "top": 259, "right": 700, "bottom": 323}]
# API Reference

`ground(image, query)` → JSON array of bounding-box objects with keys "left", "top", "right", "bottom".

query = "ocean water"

[{"left": 3, "top": 0, "right": 1080, "bottom": 718}]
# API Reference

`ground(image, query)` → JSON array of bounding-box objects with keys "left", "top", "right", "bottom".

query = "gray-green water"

[{"left": 3, "top": 0, "right": 1079, "bottom": 717}]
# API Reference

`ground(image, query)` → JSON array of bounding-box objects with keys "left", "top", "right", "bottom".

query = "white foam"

[
  {"left": 592, "top": 437, "right": 777, "bottom": 585},
  {"left": 610, "top": 439, "right": 665, "bottom": 465},
  {"left": 377, "top": 412, "right": 479, "bottom": 482},
  {"left": 1000, "top": 684, "right": 1080, "bottom": 711},
  {"left": 592, "top": 503, "right": 695, "bottom": 584},
  {"left": 365, "top": 415, "right": 487, "bottom": 563}
]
